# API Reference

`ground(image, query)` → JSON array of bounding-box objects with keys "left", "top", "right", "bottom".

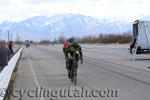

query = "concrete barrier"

[{"left": 0, "top": 46, "right": 24, "bottom": 100}]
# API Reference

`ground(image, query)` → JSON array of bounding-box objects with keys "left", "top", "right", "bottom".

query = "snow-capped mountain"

[{"left": 0, "top": 14, "right": 132, "bottom": 40}]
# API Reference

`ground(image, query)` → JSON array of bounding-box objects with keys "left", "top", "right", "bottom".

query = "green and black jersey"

[{"left": 67, "top": 42, "right": 83, "bottom": 58}]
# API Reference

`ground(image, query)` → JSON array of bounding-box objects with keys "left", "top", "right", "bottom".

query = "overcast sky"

[{"left": 0, "top": 0, "right": 150, "bottom": 23}]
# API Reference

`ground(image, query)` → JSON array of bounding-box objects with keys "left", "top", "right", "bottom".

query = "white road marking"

[{"left": 28, "top": 56, "right": 45, "bottom": 100}]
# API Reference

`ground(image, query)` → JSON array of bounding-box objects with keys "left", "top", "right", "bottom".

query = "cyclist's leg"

[
  {"left": 65, "top": 56, "right": 69, "bottom": 69},
  {"left": 67, "top": 53, "right": 74, "bottom": 79},
  {"left": 68, "top": 60, "right": 73, "bottom": 79},
  {"left": 64, "top": 48, "right": 69, "bottom": 69},
  {"left": 73, "top": 52, "right": 79, "bottom": 70}
]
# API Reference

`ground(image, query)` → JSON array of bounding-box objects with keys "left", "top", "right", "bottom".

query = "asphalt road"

[{"left": 10, "top": 44, "right": 150, "bottom": 100}]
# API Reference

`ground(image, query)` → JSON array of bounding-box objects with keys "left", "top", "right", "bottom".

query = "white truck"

[{"left": 130, "top": 20, "right": 150, "bottom": 59}]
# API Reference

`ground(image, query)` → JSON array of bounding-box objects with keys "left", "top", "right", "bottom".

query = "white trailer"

[{"left": 130, "top": 20, "right": 150, "bottom": 60}]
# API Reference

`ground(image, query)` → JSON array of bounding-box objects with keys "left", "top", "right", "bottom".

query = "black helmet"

[{"left": 67, "top": 37, "right": 75, "bottom": 43}]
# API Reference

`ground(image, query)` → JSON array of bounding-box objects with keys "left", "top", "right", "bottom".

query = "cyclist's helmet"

[{"left": 67, "top": 37, "right": 75, "bottom": 43}]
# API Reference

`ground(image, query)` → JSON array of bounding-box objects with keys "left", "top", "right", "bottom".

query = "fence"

[{"left": 0, "top": 46, "right": 24, "bottom": 100}]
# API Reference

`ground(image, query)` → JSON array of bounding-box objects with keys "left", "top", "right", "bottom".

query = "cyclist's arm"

[
  {"left": 80, "top": 48, "right": 82, "bottom": 57},
  {"left": 66, "top": 45, "right": 71, "bottom": 58},
  {"left": 79, "top": 46, "right": 83, "bottom": 58},
  {"left": 79, "top": 46, "right": 83, "bottom": 64}
]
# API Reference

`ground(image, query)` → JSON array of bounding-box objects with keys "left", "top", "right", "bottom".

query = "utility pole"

[
  {"left": 62, "top": 31, "right": 63, "bottom": 38},
  {"left": 0, "top": 30, "right": 1, "bottom": 39},
  {"left": 8, "top": 30, "right": 10, "bottom": 42},
  {"left": 61, "top": 32, "right": 64, "bottom": 42},
  {"left": 10, "top": 33, "right": 13, "bottom": 41},
  {"left": 16, "top": 33, "right": 18, "bottom": 42}
]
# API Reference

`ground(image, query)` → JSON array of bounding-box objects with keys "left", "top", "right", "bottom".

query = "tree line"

[
  {"left": 79, "top": 33, "right": 132, "bottom": 44},
  {"left": 40, "top": 33, "right": 132, "bottom": 44}
]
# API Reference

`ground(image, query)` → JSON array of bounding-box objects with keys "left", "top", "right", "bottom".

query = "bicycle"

[
  {"left": 69, "top": 51, "right": 83, "bottom": 86},
  {"left": 70, "top": 60, "right": 78, "bottom": 85},
  {"left": 26, "top": 43, "right": 30, "bottom": 48}
]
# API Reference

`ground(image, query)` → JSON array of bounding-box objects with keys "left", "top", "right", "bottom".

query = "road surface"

[{"left": 10, "top": 44, "right": 150, "bottom": 100}]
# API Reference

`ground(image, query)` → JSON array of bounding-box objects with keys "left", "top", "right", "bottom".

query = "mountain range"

[{"left": 0, "top": 14, "right": 132, "bottom": 41}]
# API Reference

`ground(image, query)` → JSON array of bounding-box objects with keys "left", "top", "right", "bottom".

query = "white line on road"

[{"left": 28, "top": 56, "right": 45, "bottom": 100}]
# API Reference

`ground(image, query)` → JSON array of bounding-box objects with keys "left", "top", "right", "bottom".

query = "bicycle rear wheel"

[
  {"left": 70, "top": 69, "right": 74, "bottom": 83},
  {"left": 74, "top": 71, "right": 77, "bottom": 86},
  {"left": 73, "top": 62, "right": 78, "bottom": 86},
  {"left": 70, "top": 66, "right": 77, "bottom": 85}
]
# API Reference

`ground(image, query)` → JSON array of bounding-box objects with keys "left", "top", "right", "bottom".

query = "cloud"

[
  {"left": 29, "top": 0, "right": 79, "bottom": 4},
  {"left": 0, "top": 0, "right": 150, "bottom": 23}
]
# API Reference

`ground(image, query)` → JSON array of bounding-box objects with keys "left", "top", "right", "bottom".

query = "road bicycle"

[{"left": 69, "top": 51, "right": 83, "bottom": 85}]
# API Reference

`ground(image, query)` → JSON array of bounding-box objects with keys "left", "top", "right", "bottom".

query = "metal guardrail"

[{"left": 0, "top": 46, "right": 24, "bottom": 100}]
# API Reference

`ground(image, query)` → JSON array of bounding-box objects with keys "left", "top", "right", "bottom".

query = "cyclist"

[
  {"left": 65, "top": 37, "right": 83, "bottom": 79},
  {"left": 129, "top": 38, "right": 136, "bottom": 54},
  {"left": 63, "top": 40, "right": 70, "bottom": 55},
  {"left": 63, "top": 40, "right": 70, "bottom": 69}
]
